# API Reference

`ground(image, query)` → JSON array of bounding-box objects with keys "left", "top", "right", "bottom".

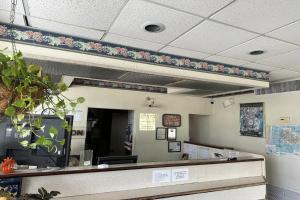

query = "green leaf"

[
  {"left": 55, "top": 110, "right": 65, "bottom": 119},
  {"left": 56, "top": 100, "right": 65, "bottom": 108},
  {"left": 57, "top": 82, "right": 68, "bottom": 92},
  {"left": 29, "top": 86, "right": 39, "bottom": 93},
  {"left": 34, "top": 117, "right": 43, "bottom": 129},
  {"left": 28, "top": 143, "right": 37, "bottom": 149},
  {"left": 49, "top": 126, "right": 58, "bottom": 138},
  {"left": 27, "top": 64, "right": 41, "bottom": 74},
  {"left": 17, "top": 114, "right": 25, "bottom": 121},
  {"left": 0, "top": 53, "right": 10, "bottom": 63},
  {"left": 43, "top": 139, "right": 53, "bottom": 148},
  {"left": 58, "top": 139, "right": 65, "bottom": 146},
  {"left": 36, "top": 136, "right": 45, "bottom": 145},
  {"left": 13, "top": 99, "right": 26, "bottom": 108},
  {"left": 20, "top": 140, "right": 29, "bottom": 147},
  {"left": 77, "top": 97, "right": 85, "bottom": 103},
  {"left": 2, "top": 76, "right": 11, "bottom": 87},
  {"left": 4, "top": 106, "right": 16, "bottom": 117},
  {"left": 70, "top": 102, "right": 77, "bottom": 108},
  {"left": 20, "top": 129, "right": 31, "bottom": 137}
]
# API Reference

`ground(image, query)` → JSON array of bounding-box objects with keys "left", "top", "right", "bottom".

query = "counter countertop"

[
  {"left": 57, "top": 176, "right": 266, "bottom": 200},
  {"left": 0, "top": 156, "right": 264, "bottom": 179}
]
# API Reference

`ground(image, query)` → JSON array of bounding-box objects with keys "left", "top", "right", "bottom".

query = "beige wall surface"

[
  {"left": 190, "top": 91, "right": 300, "bottom": 193},
  {"left": 63, "top": 86, "right": 212, "bottom": 162}
]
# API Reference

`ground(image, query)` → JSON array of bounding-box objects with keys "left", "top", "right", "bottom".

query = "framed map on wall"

[
  {"left": 240, "top": 103, "right": 264, "bottom": 137},
  {"left": 267, "top": 125, "right": 300, "bottom": 157}
]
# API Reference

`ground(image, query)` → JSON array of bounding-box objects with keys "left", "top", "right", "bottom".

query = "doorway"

[{"left": 86, "top": 108, "right": 133, "bottom": 165}]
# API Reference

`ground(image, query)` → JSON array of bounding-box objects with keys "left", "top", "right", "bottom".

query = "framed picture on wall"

[
  {"left": 240, "top": 102, "right": 264, "bottom": 137},
  {"left": 168, "top": 141, "right": 181, "bottom": 152},
  {"left": 156, "top": 127, "right": 167, "bottom": 140},
  {"left": 162, "top": 114, "right": 181, "bottom": 127},
  {"left": 167, "top": 128, "right": 177, "bottom": 140}
]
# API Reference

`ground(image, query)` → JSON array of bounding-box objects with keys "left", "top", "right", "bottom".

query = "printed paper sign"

[
  {"left": 140, "top": 113, "right": 156, "bottom": 131},
  {"left": 172, "top": 168, "right": 189, "bottom": 182},
  {"left": 152, "top": 169, "right": 171, "bottom": 183}
]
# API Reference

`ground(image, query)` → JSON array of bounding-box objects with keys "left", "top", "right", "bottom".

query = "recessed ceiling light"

[
  {"left": 143, "top": 23, "right": 165, "bottom": 33},
  {"left": 249, "top": 50, "right": 265, "bottom": 55}
]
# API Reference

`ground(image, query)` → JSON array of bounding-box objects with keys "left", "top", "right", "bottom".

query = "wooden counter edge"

[{"left": 0, "top": 157, "right": 264, "bottom": 179}]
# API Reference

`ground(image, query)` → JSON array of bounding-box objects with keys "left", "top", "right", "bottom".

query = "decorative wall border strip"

[
  {"left": 72, "top": 78, "right": 167, "bottom": 94},
  {"left": 0, "top": 23, "right": 268, "bottom": 81}
]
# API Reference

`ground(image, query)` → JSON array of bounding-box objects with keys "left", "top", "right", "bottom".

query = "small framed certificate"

[
  {"left": 167, "top": 128, "right": 177, "bottom": 140},
  {"left": 168, "top": 141, "right": 181, "bottom": 152},
  {"left": 156, "top": 127, "right": 167, "bottom": 140}
]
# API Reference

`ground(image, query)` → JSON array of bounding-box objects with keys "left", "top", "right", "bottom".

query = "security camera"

[
  {"left": 146, "top": 97, "right": 155, "bottom": 107},
  {"left": 148, "top": 99, "right": 155, "bottom": 107},
  {"left": 209, "top": 98, "right": 215, "bottom": 104}
]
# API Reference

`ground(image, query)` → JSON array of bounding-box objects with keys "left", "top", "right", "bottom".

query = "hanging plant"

[{"left": 0, "top": 51, "right": 84, "bottom": 151}]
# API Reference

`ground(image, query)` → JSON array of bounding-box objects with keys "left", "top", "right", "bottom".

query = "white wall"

[
  {"left": 63, "top": 86, "right": 212, "bottom": 162},
  {"left": 190, "top": 91, "right": 300, "bottom": 193}
]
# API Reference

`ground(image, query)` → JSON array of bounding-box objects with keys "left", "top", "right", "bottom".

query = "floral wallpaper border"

[
  {"left": 0, "top": 23, "right": 269, "bottom": 81},
  {"left": 72, "top": 78, "right": 168, "bottom": 94}
]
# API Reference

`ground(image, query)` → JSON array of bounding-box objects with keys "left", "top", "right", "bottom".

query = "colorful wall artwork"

[{"left": 240, "top": 103, "right": 264, "bottom": 137}]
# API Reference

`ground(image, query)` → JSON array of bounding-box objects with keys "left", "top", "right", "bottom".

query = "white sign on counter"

[
  {"left": 172, "top": 168, "right": 189, "bottom": 182},
  {"left": 152, "top": 169, "right": 171, "bottom": 183}
]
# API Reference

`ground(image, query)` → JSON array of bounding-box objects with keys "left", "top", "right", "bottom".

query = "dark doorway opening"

[{"left": 86, "top": 108, "right": 133, "bottom": 165}]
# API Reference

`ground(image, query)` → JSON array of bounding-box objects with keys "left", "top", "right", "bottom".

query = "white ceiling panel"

[
  {"left": 205, "top": 55, "right": 249, "bottom": 66},
  {"left": 102, "top": 33, "right": 164, "bottom": 51},
  {"left": 27, "top": 0, "right": 127, "bottom": 30},
  {"left": 0, "top": 9, "right": 25, "bottom": 26},
  {"left": 170, "top": 20, "right": 257, "bottom": 54},
  {"left": 267, "top": 20, "right": 300, "bottom": 45},
  {"left": 269, "top": 69, "right": 300, "bottom": 82},
  {"left": 219, "top": 36, "right": 298, "bottom": 62},
  {"left": 108, "top": 0, "right": 202, "bottom": 44},
  {"left": 241, "top": 63, "right": 280, "bottom": 72},
  {"left": 30, "top": 17, "right": 104, "bottom": 40},
  {"left": 149, "top": 0, "right": 234, "bottom": 17},
  {"left": 160, "top": 46, "right": 211, "bottom": 59},
  {"left": 0, "top": 0, "right": 25, "bottom": 13},
  {"left": 257, "top": 49, "right": 300, "bottom": 70},
  {"left": 211, "top": 0, "right": 300, "bottom": 34}
]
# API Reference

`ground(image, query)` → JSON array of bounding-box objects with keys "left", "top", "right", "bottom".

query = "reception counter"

[{"left": 0, "top": 156, "right": 266, "bottom": 200}]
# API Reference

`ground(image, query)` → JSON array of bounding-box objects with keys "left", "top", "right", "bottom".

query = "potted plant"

[
  {"left": 18, "top": 187, "right": 60, "bottom": 200},
  {"left": 0, "top": 187, "right": 60, "bottom": 200},
  {"left": 0, "top": 51, "right": 84, "bottom": 151}
]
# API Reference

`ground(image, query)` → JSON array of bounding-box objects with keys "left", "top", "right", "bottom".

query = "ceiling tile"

[
  {"left": 218, "top": 36, "right": 298, "bottom": 62},
  {"left": 257, "top": 49, "right": 300, "bottom": 70},
  {"left": 27, "top": 0, "right": 127, "bottom": 30},
  {"left": 149, "top": 0, "right": 234, "bottom": 17},
  {"left": 269, "top": 69, "right": 300, "bottom": 82},
  {"left": 108, "top": 0, "right": 202, "bottom": 44},
  {"left": 211, "top": 0, "right": 300, "bottom": 33},
  {"left": 0, "top": 0, "right": 25, "bottom": 13},
  {"left": 102, "top": 33, "right": 164, "bottom": 51},
  {"left": 170, "top": 20, "right": 257, "bottom": 54},
  {"left": 30, "top": 17, "right": 104, "bottom": 40},
  {"left": 0, "top": 9, "right": 25, "bottom": 26},
  {"left": 241, "top": 63, "right": 280, "bottom": 72},
  {"left": 267, "top": 20, "right": 300, "bottom": 45},
  {"left": 160, "top": 46, "right": 211, "bottom": 59},
  {"left": 205, "top": 55, "right": 249, "bottom": 66}
]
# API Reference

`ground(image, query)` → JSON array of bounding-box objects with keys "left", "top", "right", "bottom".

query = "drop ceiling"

[{"left": 1, "top": 0, "right": 300, "bottom": 83}]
